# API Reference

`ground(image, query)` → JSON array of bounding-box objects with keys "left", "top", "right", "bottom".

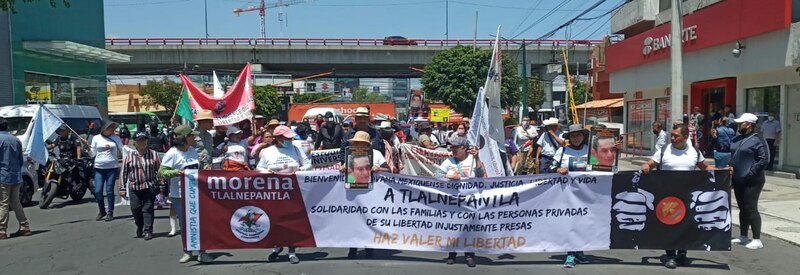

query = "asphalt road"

[{"left": 1, "top": 194, "right": 799, "bottom": 275}]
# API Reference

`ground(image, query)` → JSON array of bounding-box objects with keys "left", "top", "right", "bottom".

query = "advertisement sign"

[
  {"left": 25, "top": 83, "right": 52, "bottom": 104},
  {"left": 430, "top": 108, "right": 450, "bottom": 122}
]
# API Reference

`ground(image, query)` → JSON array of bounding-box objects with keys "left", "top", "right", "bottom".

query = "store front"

[{"left": 606, "top": 0, "right": 800, "bottom": 173}]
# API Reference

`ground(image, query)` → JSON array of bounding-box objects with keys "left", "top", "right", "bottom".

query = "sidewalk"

[{"left": 618, "top": 158, "right": 800, "bottom": 246}]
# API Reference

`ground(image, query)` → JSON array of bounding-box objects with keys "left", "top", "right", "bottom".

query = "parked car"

[
  {"left": 0, "top": 104, "right": 103, "bottom": 207},
  {"left": 383, "top": 36, "right": 418, "bottom": 46}
]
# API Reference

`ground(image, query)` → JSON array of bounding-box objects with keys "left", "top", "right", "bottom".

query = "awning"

[
  {"left": 575, "top": 98, "right": 624, "bottom": 109},
  {"left": 23, "top": 40, "right": 130, "bottom": 63}
]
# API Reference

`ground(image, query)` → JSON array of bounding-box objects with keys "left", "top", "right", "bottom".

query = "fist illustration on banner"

[
  {"left": 612, "top": 189, "right": 655, "bottom": 231},
  {"left": 690, "top": 190, "right": 731, "bottom": 231}
]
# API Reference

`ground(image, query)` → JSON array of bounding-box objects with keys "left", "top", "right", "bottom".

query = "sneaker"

[
  {"left": 289, "top": 254, "right": 300, "bottom": 264},
  {"left": 96, "top": 213, "right": 106, "bottom": 221},
  {"left": 168, "top": 230, "right": 177, "bottom": 237},
  {"left": 664, "top": 258, "right": 677, "bottom": 269},
  {"left": 466, "top": 256, "right": 476, "bottom": 268},
  {"left": 574, "top": 251, "right": 589, "bottom": 264},
  {"left": 268, "top": 247, "right": 283, "bottom": 262},
  {"left": 347, "top": 248, "right": 357, "bottom": 259},
  {"left": 745, "top": 239, "right": 764, "bottom": 249},
  {"left": 675, "top": 253, "right": 689, "bottom": 266},
  {"left": 198, "top": 252, "right": 213, "bottom": 264},
  {"left": 143, "top": 232, "right": 153, "bottom": 241},
  {"left": 104, "top": 213, "right": 114, "bottom": 222},
  {"left": 179, "top": 253, "right": 194, "bottom": 263},
  {"left": 445, "top": 257, "right": 455, "bottom": 265},
  {"left": 136, "top": 228, "right": 143, "bottom": 238},
  {"left": 563, "top": 255, "right": 576, "bottom": 268},
  {"left": 731, "top": 236, "right": 750, "bottom": 244}
]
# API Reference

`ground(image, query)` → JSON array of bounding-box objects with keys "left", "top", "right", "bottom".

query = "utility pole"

[
  {"left": 205, "top": 0, "right": 209, "bottom": 38},
  {"left": 473, "top": 11, "right": 478, "bottom": 49},
  {"left": 521, "top": 40, "right": 528, "bottom": 122},
  {"left": 670, "top": 0, "right": 684, "bottom": 123},
  {"left": 445, "top": 0, "right": 449, "bottom": 40}
]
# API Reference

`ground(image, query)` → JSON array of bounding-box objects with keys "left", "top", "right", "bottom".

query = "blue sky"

[{"left": 104, "top": 0, "right": 622, "bottom": 40}]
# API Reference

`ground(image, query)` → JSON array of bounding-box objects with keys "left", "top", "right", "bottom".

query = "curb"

[{"left": 731, "top": 204, "right": 800, "bottom": 248}]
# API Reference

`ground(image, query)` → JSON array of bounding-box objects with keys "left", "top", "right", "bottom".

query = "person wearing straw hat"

[
  {"left": 551, "top": 124, "right": 591, "bottom": 268},
  {"left": 192, "top": 109, "right": 216, "bottom": 169},
  {"left": 259, "top": 125, "right": 311, "bottom": 264},
  {"left": 535, "top": 117, "right": 565, "bottom": 174},
  {"left": 341, "top": 107, "right": 384, "bottom": 155},
  {"left": 90, "top": 119, "right": 125, "bottom": 222}
]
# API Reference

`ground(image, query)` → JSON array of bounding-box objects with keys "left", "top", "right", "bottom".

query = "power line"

[
  {"left": 510, "top": 0, "right": 574, "bottom": 40},
  {"left": 105, "top": 0, "right": 190, "bottom": 7},
  {"left": 299, "top": 1, "right": 440, "bottom": 7},
  {"left": 535, "top": 0, "right": 608, "bottom": 40},
  {"left": 509, "top": 0, "right": 544, "bottom": 38}
]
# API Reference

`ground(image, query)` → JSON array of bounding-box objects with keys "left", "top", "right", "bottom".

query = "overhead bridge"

[{"left": 106, "top": 38, "right": 600, "bottom": 78}]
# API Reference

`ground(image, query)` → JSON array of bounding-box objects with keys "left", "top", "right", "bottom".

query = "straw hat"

[
  {"left": 355, "top": 107, "right": 370, "bottom": 117},
  {"left": 348, "top": 131, "right": 372, "bottom": 143},
  {"left": 543, "top": 117, "right": 560, "bottom": 126},
  {"left": 196, "top": 109, "right": 214, "bottom": 121}
]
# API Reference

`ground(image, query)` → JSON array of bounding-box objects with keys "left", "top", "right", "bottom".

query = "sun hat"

[
  {"left": 348, "top": 131, "right": 372, "bottom": 143},
  {"left": 543, "top": 117, "right": 560, "bottom": 126},
  {"left": 195, "top": 109, "right": 214, "bottom": 121},
  {"left": 355, "top": 107, "right": 370, "bottom": 117},
  {"left": 562, "top": 124, "right": 589, "bottom": 139}
]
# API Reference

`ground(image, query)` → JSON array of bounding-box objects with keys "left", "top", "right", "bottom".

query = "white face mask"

[
  {"left": 768, "top": 116, "right": 774, "bottom": 121},
  {"left": 522, "top": 121, "right": 529, "bottom": 127},
  {"left": 457, "top": 129, "right": 466, "bottom": 135}
]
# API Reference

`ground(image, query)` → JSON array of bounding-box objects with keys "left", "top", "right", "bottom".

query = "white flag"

[
  {"left": 24, "top": 105, "right": 65, "bottom": 166},
  {"left": 483, "top": 25, "right": 507, "bottom": 154},
  {"left": 213, "top": 70, "right": 225, "bottom": 98}
]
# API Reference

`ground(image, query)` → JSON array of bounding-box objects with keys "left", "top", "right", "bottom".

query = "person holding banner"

[
  {"left": 158, "top": 125, "right": 212, "bottom": 264},
  {"left": 436, "top": 135, "right": 483, "bottom": 267},
  {"left": 250, "top": 130, "right": 275, "bottom": 162},
  {"left": 315, "top": 111, "right": 343, "bottom": 150},
  {"left": 535, "top": 118, "right": 565, "bottom": 174},
  {"left": 192, "top": 110, "right": 216, "bottom": 169},
  {"left": 640, "top": 123, "right": 716, "bottom": 269},
  {"left": 258, "top": 125, "right": 311, "bottom": 264},
  {"left": 90, "top": 120, "right": 125, "bottom": 222},
  {"left": 551, "top": 124, "right": 591, "bottom": 267},
  {"left": 119, "top": 132, "right": 162, "bottom": 241}
]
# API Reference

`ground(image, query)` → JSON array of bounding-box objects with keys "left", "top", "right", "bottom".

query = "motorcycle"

[{"left": 39, "top": 154, "right": 93, "bottom": 209}]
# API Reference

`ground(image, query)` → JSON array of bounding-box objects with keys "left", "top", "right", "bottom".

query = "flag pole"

[{"left": 172, "top": 85, "right": 185, "bottom": 120}]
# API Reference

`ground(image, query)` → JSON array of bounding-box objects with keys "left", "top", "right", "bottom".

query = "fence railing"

[
  {"left": 105, "top": 38, "right": 602, "bottom": 47},
  {"left": 620, "top": 130, "right": 646, "bottom": 159}
]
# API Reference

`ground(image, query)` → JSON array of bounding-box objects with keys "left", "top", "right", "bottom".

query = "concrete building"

[
  {"left": 606, "top": 0, "right": 800, "bottom": 173},
  {"left": 0, "top": 1, "right": 129, "bottom": 113}
]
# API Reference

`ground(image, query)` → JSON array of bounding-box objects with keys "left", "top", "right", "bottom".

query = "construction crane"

[{"left": 233, "top": 0, "right": 311, "bottom": 39}]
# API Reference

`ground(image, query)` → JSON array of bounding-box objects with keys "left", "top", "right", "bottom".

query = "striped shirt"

[{"left": 120, "top": 149, "right": 162, "bottom": 192}]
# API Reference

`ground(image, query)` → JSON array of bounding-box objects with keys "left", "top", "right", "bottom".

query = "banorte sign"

[{"left": 642, "top": 25, "right": 698, "bottom": 56}]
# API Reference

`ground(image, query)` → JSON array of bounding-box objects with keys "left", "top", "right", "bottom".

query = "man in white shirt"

[
  {"left": 760, "top": 112, "right": 781, "bottom": 170},
  {"left": 641, "top": 123, "right": 713, "bottom": 269},
  {"left": 514, "top": 117, "right": 538, "bottom": 175},
  {"left": 652, "top": 121, "right": 668, "bottom": 153},
  {"left": 535, "top": 118, "right": 565, "bottom": 174}
]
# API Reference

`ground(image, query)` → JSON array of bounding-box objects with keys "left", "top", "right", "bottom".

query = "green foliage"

[
  {"left": 352, "top": 87, "right": 387, "bottom": 102},
  {"left": 139, "top": 77, "right": 182, "bottom": 114},
  {"left": 526, "top": 76, "right": 546, "bottom": 112},
  {"left": 421, "top": 45, "right": 521, "bottom": 116},
  {"left": 0, "top": 0, "right": 69, "bottom": 12},
  {"left": 253, "top": 86, "right": 280, "bottom": 117},
  {"left": 571, "top": 80, "right": 592, "bottom": 105},
  {"left": 293, "top": 93, "right": 331, "bottom": 103}
]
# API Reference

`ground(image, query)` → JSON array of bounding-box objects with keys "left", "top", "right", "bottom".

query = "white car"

[{"left": 0, "top": 104, "right": 103, "bottom": 207}]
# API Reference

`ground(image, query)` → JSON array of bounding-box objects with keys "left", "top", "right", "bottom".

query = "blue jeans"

[
  {"left": 94, "top": 168, "right": 118, "bottom": 215},
  {"left": 714, "top": 151, "right": 731, "bottom": 168}
]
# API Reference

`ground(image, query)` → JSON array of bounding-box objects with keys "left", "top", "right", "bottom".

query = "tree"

[
  {"left": 571, "top": 80, "right": 592, "bottom": 105},
  {"left": 352, "top": 87, "right": 387, "bottom": 102},
  {"left": 1, "top": 0, "right": 69, "bottom": 12},
  {"left": 421, "top": 45, "right": 521, "bottom": 116},
  {"left": 140, "top": 77, "right": 182, "bottom": 114},
  {"left": 526, "top": 76, "right": 546, "bottom": 113},
  {"left": 293, "top": 93, "right": 331, "bottom": 103},
  {"left": 253, "top": 86, "right": 280, "bottom": 117}
]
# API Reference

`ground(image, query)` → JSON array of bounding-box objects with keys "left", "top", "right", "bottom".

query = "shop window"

[
  {"left": 23, "top": 72, "right": 100, "bottom": 106},
  {"left": 627, "top": 99, "right": 654, "bottom": 151},
  {"left": 746, "top": 86, "right": 780, "bottom": 123},
  {"left": 655, "top": 96, "right": 689, "bottom": 130}
]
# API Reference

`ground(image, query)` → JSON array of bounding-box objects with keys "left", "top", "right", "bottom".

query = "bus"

[{"left": 108, "top": 112, "right": 164, "bottom": 133}]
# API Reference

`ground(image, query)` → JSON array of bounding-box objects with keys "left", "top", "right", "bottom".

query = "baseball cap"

[
  {"left": 734, "top": 113, "right": 759, "bottom": 124},
  {"left": 273, "top": 125, "right": 296, "bottom": 139},
  {"left": 174, "top": 125, "right": 199, "bottom": 138},
  {"left": 449, "top": 135, "right": 470, "bottom": 147},
  {"left": 324, "top": 111, "right": 334, "bottom": 118},
  {"left": 134, "top": 131, "right": 149, "bottom": 140},
  {"left": 377, "top": 121, "right": 392, "bottom": 129},
  {"left": 226, "top": 126, "right": 243, "bottom": 136}
]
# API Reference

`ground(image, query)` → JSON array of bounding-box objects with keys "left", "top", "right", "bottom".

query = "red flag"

[{"left": 180, "top": 64, "right": 255, "bottom": 125}]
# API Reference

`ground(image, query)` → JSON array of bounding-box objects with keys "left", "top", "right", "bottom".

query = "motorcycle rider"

[{"left": 47, "top": 126, "right": 81, "bottom": 160}]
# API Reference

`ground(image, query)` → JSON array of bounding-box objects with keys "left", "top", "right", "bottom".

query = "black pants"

[
  {"left": 733, "top": 179, "right": 765, "bottom": 239},
  {"left": 448, "top": 252, "right": 475, "bottom": 259},
  {"left": 766, "top": 139, "right": 777, "bottom": 170},
  {"left": 130, "top": 188, "right": 157, "bottom": 234}
]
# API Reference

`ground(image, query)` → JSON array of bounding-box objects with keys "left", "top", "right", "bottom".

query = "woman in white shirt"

[
  {"left": 90, "top": 120, "right": 124, "bottom": 222},
  {"left": 218, "top": 126, "right": 250, "bottom": 171},
  {"left": 259, "top": 125, "right": 311, "bottom": 264},
  {"left": 158, "top": 125, "right": 212, "bottom": 264},
  {"left": 437, "top": 135, "right": 483, "bottom": 267},
  {"left": 552, "top": 124, "right": 591, "bottom": 268}
]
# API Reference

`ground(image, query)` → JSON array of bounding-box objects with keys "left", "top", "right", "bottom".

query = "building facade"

[
  {"left": 606, "top": 0, "right": 800, "bottom": 173},
  {"left": 0, "top": 0, "right": 128, "bottom": 114}
]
